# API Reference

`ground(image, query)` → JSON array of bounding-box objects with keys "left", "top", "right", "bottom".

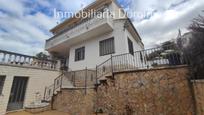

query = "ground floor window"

[{"left": 75, "top": 47, "right": 85, "bottom": 61}]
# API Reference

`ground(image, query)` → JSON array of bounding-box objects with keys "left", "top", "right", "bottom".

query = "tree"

[
  {"left": 147, "top": 41, "right": 181, "bottom": 65},
  {"left": 188, "top": 15, "right": 204, "bottom": 33},
  {"left": 36, "top": 52, "right": 49, "bottom": 60},
  {"left": 181, "top": 14, "right": 204, "bottom": 79}
]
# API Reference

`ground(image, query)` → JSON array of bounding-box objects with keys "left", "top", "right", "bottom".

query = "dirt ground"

[{"left": 6, "top": 111, "right": 69, "bottom": 115}]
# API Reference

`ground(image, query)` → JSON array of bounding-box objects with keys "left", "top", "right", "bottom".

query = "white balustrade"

[{"left": 0, "top": 50, "right": 57, "bottom": 70}]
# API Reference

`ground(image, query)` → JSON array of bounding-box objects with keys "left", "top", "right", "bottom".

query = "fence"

[
  {"left": 0, "top": 49, "right": 57, "bottom": 70},
  {"left": 96, "top": 44, "right": 189, "bottom": 79},
  {"left": 43, "top": 84, "right": 54, "bottom": 101},
  {"left": 64, "top": 69, "right": 96, "bottom": 87},
  {"left": 43, "top": 68, "right": 96, "bottom": 101}
]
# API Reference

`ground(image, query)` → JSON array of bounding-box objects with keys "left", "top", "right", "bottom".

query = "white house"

[
  {"left": 0, "top": 1, "right": 144, "bottom": 114},
  {"left": 45, "top": 0, "right": 144, "bottom": 71}
]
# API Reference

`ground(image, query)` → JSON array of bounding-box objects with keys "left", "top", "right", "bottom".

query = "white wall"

[
  {"left": 0, "top": 65, "right": 59, "bottom": 115},
  {"left": 68, "top": 19, "right": 144, "bottom": 71},
  {"left": 59, "top": 1, "right": 144, "bottom": 71},
  {"left": 69, "top": 32, "right": 113, "bottom": 71},
  {"left": 125, "top": 29, "right": 143, "bottom": 52}
]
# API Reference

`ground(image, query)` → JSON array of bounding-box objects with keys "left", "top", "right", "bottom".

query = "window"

[
  {"left": 128, "top": 38, "right": 134, "bottom": 55},
  {"left": 99, "top": 37, "right": 115, "bottom": 56},
  {"left": 75, "top": 47, "right": 85, "bottom": 61},
  {"left": 140, "top": 52, "right": 144, "bottom": 62},
  {"left": 0, "top": 76, "right": 6, "bottom": 95}
]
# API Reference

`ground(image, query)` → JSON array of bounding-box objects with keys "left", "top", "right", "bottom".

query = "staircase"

[{"left": 43, "top": 69, "right": 97, "bottom": 102}]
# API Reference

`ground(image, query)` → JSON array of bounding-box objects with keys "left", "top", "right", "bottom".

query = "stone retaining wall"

[
  {"left": 52, "top": 88, "right": 96, "bottom": 115},
  {"left": 192, "top": 80, "right": 204, "bottom": 115},
  {"left": 96, "top": 66, "right": 195, "bottom": 115},
  {"left": 52, "top": 66, "right": 197, "bottom": 115}
]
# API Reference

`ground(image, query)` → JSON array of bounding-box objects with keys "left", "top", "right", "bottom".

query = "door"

[{"left": 7, "top": 77, "right": 28, "bottom": 111}]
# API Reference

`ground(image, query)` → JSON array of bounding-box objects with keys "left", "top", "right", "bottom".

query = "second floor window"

[
  {"left": 128, "top": 38, "right": 134, "bottom": 55},
  {"left": 0, "top": 76, "right": 6, "bottom": 95},
  {"left": 99, "top": 37, "right": 115, "bottom": 56},
  {"left": 75, "top": 47, "right": 85, "bottom": 61}
]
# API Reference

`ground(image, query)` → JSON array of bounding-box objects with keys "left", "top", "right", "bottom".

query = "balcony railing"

[
  {"left": 46, "top": 8, "right": 113, "bottom": 49},
  {"left": 47, "top": 5, "right": 109, "bottom": 42},
  {"left": 0, "top": 49, "right": 57, "bottom": 70}
]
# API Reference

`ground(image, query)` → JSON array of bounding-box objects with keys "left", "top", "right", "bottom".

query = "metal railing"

[
  {"left": 0, "top": 49, "right": 57, "bottom": 70},
  {"left": 43, "top": 84, "right": 54, "bottom": 102},
  {"left": 53, "top": 74, "right": 63, "bottom": 93},
  {"left": 96, "top": 44, "right": 189, "bottom": 80},
  {"left": 96, "top": 58, "right": 112, "bottom": 80},
  {"left": 64, "top": 68, "right": 96, "bottom": 88},
  {"left": 43, "top": 68, "right": 96, "bottom": 101},
  {"left": 46, "top": 10, "right": 113, "bottom": 50},
  {"left": 47, "top": 5, "right": 110, "bottom": 42}
]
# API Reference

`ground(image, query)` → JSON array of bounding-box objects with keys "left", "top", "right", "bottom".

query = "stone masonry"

[
  {"left": 52, "top": 66, "right": 197, "bottom": 115},
  {"left": 96, "top": 66, "right": 195, "bottom": 115},
  {"left": 52, "top": 88, "right": 96, "bottom": 115}
]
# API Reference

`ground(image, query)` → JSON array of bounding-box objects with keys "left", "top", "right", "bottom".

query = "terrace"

[
  {"left": 45, "top": 6, "right": 114, "bottom": 55},
  {"left": 0, "top": 50, "right": 58, "bottom": 70}
]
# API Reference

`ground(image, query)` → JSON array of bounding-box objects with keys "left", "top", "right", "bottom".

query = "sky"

[{"left": 0, "top": 0, "right": 203, "bottom": 55}]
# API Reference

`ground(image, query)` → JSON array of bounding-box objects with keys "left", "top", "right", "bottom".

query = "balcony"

[
  {"left": 45, "top": 13, "right": 114, "bottom": 53},
  {"left": 0, "top": 50, "right": 58, "bottom": 70}
]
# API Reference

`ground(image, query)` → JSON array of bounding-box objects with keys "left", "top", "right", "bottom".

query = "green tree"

[
  {"left": 147, "top": 41, "right": 181, "bottom": 65},
  {"left": 36, "top": 52, "right": 49, "bottom": 60}
]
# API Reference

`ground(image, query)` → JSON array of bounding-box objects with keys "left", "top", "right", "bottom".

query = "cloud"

[
  {"left": 0, "top": 0, "right": 203, "bottom": 56},
  {"left": 0, "top": 37, "right": 43, "bottom": 55},
  {"left": 0, "top": 0, "right": 25, "bottom": 17},
  {"left": 58, "top": 0, "right": 95, "bottom": 12},
  {"left": 130, "top": 0, "right": 204, "bottom": 48},
  {"left": 0, "top": 0, "right": 94, "bottom": 55}
]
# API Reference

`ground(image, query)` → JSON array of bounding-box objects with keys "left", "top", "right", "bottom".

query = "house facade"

[
  {"left": 0, "top": 50, "right": 60, "bottom": 115},
  {"left": 0, "top": 0, "right": 144, "bottom": 114},
  {"left": 45, "top": 0, "right": 144, "bottom": 71}
]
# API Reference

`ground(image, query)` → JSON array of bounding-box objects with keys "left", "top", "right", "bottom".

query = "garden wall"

[
  {"left": 52, "top": 88, "right": 96, "bottom": 115},
  {"left": 96, "top": 66, "right": 195, "bottom": 115},
  {"left": 52, "top": 66, "right": 200, "bottom": 115},
  {"left": 192, "top": 80, "right": 204, "bottom": 115}
]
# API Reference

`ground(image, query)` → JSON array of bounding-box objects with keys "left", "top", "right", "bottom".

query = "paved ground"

[
  {"left": 6, "top": 111, "right": 107, "bottom": 115},
  {"left": 6, "top": 111, "right": 69, "bottom": 115}
]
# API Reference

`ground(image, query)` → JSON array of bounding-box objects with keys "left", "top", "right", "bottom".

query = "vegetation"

[
  {"left": 181, "top": 14, "right": 204, "bottom": 79},
  {"left": 148, "top": 13, "right": 204, "bottom": 79},
  {"left": 36, "top": 52, "right": 49, "bottom": 60},
  {"left": 146, "top": 41, "right": 182, "bottom": 66}
]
